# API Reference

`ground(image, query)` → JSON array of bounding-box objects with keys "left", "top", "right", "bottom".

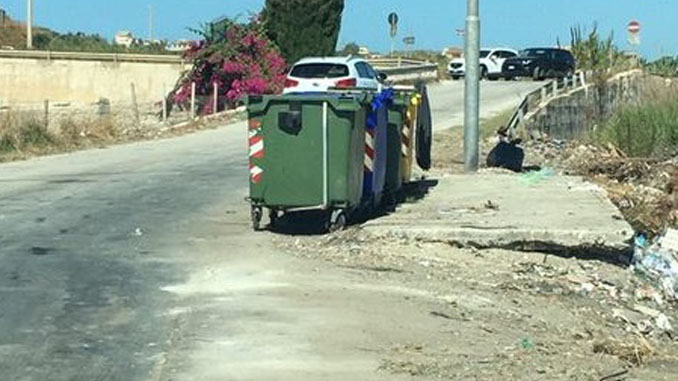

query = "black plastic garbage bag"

[{"left": 486, "top": 138, "right": 524, "bottom": 172}]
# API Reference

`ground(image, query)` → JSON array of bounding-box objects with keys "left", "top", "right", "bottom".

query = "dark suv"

[{"left": 502, "top": 48, "right": 576, "bottom": 81}]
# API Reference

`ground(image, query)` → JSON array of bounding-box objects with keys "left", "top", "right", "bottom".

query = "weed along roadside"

[{"left": 0, "top": 104, "right": 246, "bottom": 163}]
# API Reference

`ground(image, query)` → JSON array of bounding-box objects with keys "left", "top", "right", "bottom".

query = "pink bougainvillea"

[{"left": 170, "top": 17, "right": 287, "bottom": 114}]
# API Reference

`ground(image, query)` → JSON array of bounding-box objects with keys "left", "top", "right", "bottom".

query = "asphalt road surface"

[
  {"left": 0, "top": 81, "right": 539, "bottom": 381},
  {"left": 428, "top": 79, "right": 541, "bottom": 130}
]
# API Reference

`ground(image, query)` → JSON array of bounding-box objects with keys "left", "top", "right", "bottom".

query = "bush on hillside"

[{"left": 646, "top": 56, "right": 678, "bottom": 78}]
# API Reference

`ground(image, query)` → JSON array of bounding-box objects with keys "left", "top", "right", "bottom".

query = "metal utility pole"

[
  {"left": 148, "top": 5, "right": 154, "bottom": 42},
  {"left": 26, "top": 0, "right": 33, "bottom": 49},
  {"left": 463, "top": 0, "right": 480, "bottom": 172}
]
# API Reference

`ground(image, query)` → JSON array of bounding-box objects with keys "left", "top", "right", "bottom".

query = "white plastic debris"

[
  {"left": 660, "top": 229, "right": 678, "bottom": 252},
  {"left": 656, "top": 313, "right": 673, "bottom": 333},
  {"left": 633, "top": 231, "right": 678, "bottom": 300}
]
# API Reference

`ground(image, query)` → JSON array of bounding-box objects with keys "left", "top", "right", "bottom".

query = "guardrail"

[
  {"left": 367, "top": 57, "right": 431, "bottom": 68},
  {"left": 506, "top": 69, "right": 644, "bottom": 138},
  {"left": 368, "top": 57, "right": 439, "bottom": 82},
  {"left": 506, "top": 72, "right": 588, "bottom": 136}
]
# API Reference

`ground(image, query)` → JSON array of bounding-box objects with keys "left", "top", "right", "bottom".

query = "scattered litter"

[
  {"left": 655, "top": 313, "right": 673, "bottom": 333},
  {"left": 519, "top": 337, "right": 534, "bottom": 350},
  {"left": 660, "top": 228, "right": 678, "bottom": 252},
  {"left": 633, "top": 304, "right": 660, "bottom": 318},
  {"left": 484, "top": 200, "right": 499, "bottom": 211},
  {"left": 634, "top": 285, "right": 664, "bottom": 305},
  {"left": 598, "top": 369, "right": 629, "bottom": 381},
  {"left": 133, "top": 228, "right": 144, "bottom": 237},
  {"left": 592, "top": 338, "right": 655, "bottom": 366},
  {"left": 580, "top": 282, "right": 596, "bottom": 294},
  {"left": 519, "top": 167, "right": 555, "bottom": 186},
  {"left": 632, "top": 230, "right": 678, "bottom": 300}
]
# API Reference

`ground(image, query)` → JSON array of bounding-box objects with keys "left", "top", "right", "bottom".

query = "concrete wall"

[
  {"left": 0, "top": 57, "right": 188, "bottom": 106},
  {"left": 0, "top": 53, "right": 436, "bottom": 108}
]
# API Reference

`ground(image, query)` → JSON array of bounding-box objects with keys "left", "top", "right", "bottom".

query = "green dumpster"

[{"left": 247, "top": 93, "right": 369, "bottom": 232}]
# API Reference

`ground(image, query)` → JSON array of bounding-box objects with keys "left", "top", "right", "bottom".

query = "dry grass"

[
  {"left": 0, "top": 112, "right": 58, "bottom": 160},
  {"left": 593, "top": 337, "right": 656, "bottom": 367},
  {"left": 0, "top": 108, "right": 241, "bottom": 163}
]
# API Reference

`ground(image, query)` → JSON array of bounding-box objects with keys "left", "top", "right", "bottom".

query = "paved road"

[
  {"left": 428, "top": 79, "right": 540, "bottom": 130},
  {"left": 0, "top": 81, "right": 538, "bottom": 380}
]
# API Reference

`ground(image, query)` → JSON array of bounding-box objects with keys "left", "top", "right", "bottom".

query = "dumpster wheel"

[
  {"left": 269, "top": 209, "right": 279, "bottom": 228},
  {"left": 327, "top": 209, "right": 347, "bottom": 233},
  {"left": 251, "top": 206, "right": 263, "bottom": 231}
]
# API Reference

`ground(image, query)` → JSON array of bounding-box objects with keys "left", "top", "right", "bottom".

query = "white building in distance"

[{"left": 114, "top": 31, "right": 134, "bottom": 47}]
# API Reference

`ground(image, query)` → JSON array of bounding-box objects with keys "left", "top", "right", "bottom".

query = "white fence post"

[
  {"left": 190, "top": 82, "right": 196, "bottom": 119},
  {"left": 552, "top": 80, "right": 558, "bottom": 97},
  {"left": 162, "top": 83, "right": 167, "bottom": 122},
  {"left": 43, "top": 99, "right": 49, "bottom": 128},
  {"left": 131, "top": 82, "right": 140, "bottom": 125},
  {"left": 540, "top": 87, "right": 547, "bottom": 105},
  {"left": 579, "top": 72, "right": 586, "bottom": 87}
]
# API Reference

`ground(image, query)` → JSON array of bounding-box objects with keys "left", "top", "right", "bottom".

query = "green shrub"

[
  {"left": 594, "top": 93, "right": 678, "bottom": 157},
  {"left": 646, "top": 56, "right": 678, "bottom": 78}
]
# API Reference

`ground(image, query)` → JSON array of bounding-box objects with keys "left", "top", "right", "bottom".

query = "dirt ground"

[
  {"left": 273, "top": 225, "right": 678, "bottom": 380},
  {"left": 269, "top": 125, "right": 678, "bottom": 380}
]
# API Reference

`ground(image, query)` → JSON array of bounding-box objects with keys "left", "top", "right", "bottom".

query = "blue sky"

[{"left": 1, "top": 0, "right": 673, "bottom": 59}]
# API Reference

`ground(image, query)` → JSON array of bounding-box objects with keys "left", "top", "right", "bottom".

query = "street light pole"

[
  {"left": 149, "top": 4, "right": 154, "bottom": 42},
  {"left": 463, "top": 0, "right": 480, "bottom": 172},
  {"left": 26, "top": 0, "right": 33, "bottom": 49}
]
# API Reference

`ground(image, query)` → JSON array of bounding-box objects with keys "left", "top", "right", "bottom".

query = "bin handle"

[{"left": 322, "top": 101, "right": 329, "bottom": 208}]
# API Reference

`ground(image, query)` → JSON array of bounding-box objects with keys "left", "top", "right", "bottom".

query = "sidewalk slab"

[{"left": 363, "top": 173, "right": 633, "bottom": 255}]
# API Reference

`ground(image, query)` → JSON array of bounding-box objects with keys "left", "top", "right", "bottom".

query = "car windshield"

[
  {"left": 290, "top": 63, "right": 349, "bottom": 78},
  {"left": 480, "top": 50, "right": 490, "bottom": 58},
  {"left": 520, "top": 49, "right": 549, "bottom": 57}
]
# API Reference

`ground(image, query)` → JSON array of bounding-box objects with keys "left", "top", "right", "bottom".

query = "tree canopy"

[{"left": 263, "top": 0, "right": 345, "bottom": 63}]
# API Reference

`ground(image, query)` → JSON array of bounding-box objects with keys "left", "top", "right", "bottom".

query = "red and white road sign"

[{"left": 628, "top": 20, "right": 641, "bottom": 34}]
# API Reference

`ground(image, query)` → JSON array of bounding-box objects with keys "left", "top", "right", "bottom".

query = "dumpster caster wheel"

[
  {"left": 251, "top": 207, "right": 263, "bottom": 231},
  {"left": 328, "top": 209, "right": 347, "bottom": 233},
  {"left": 269, "top": 209, "right": 279, "bottom": 227}
]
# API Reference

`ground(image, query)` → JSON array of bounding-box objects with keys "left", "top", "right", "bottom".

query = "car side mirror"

[{"left": 378, "top": 72, "right": 388, "bottom": 82}]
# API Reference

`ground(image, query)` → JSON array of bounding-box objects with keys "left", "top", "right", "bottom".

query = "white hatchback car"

[
  {"left": 448, "top": 48, "right": 518, "bottom": 80},
  {"left": 283, "top": 56, "right": 385, "bottom": 94}
]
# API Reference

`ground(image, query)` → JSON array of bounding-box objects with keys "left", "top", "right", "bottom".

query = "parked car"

[
  {"left": 283, "top": 56, "right": 386, "bottom": 94},
  {"left": 447, "top": 48, "right": 518, "bottom": 80},
  {"left": 502, "top": 48, "right": 576, "bottom": 81}
]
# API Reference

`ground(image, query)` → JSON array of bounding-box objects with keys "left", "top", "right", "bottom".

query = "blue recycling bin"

[{"left": 362, "top": 89, "right": 393, "bottom": 207}]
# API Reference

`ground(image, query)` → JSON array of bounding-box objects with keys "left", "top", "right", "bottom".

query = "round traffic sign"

[
  {"left": 388, "top": 12, "right": 399, "bottom": 27},
  {"left": 628, "top": 20, "right": 641, "bottom": 34}
]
